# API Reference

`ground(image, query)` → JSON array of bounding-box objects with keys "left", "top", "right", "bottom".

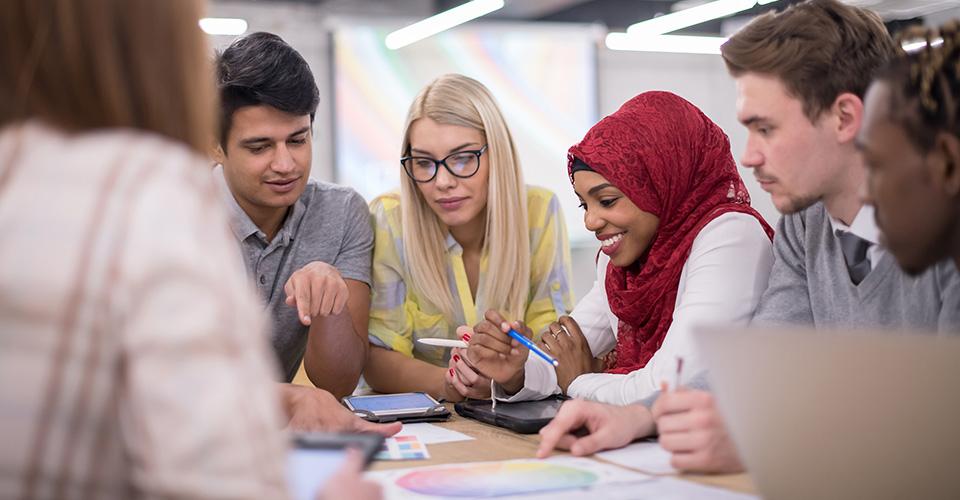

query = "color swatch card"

[
  {"left": 366, "top": 456, "right": 654, "bottom": 499},
  {"left": 376, "top": 435, "right": 431, "bottom": 461}
]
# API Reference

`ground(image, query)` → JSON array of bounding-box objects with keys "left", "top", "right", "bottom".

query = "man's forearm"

[{"left": 303, "top": 310, "right": 366, "bottom": 399}]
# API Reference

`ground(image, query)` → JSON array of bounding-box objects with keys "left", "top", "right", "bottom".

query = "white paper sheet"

[
  {"left": 595, "top": 439, "right": 678, "bottom": 475},
  {"left": 397, "top": 423, "right": 475, "bottom": 445},
  {"left": 611, "top": 476, "right": 760, "bottom": 500}
]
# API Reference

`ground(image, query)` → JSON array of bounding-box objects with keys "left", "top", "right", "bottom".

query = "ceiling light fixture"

[
  {"left": 385, "top": 0, "right": 505, "bottom": 50},
  {"left": 902, "top": 37, "right": 944, "bottom": 53},
  {"left": 199, "top": 17, "right": 248, "bottom": 36},
  {"left": 627, "top": 0, "right": 780, "bottom": 37}
]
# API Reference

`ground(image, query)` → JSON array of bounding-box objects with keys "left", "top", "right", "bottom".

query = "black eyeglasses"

[{"left": 401, "top": 145, "right": 487, "bottom": 183}]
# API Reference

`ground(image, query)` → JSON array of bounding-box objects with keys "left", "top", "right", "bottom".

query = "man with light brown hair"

[
  {"left": 652, "top": 0, "right": 960, "bottom": 472},
  {"left": 538, "top": 0, "right": 960, "bottom": 474}
]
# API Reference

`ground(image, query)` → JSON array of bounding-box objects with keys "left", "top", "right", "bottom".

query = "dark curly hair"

[{"left": 877, "top": 21, "right": 960, "bottom": 152}]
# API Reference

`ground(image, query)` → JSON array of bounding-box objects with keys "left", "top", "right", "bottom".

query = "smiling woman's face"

[{"left": 573, "top": 170, "right": 660, "bottom": 267}]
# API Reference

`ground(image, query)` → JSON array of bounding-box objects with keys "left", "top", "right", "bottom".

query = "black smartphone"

[
  {"left": 288, "top": 433, "right": 384, "bottom": 500},
  {"left": 454, "top": 397, "right": 566, "bottom": 434}
]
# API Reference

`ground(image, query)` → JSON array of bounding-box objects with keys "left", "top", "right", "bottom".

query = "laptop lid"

[{"left": 694, "top": 327, "right": 960, "bottom": 500}]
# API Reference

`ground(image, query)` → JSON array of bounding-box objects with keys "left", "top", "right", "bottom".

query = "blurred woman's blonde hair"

[
  {"left": 399, "top": 74, "right": 530, "bottom": 322},
  {"left": 0, "top": 0, "right": 215, "bottom": 153}
]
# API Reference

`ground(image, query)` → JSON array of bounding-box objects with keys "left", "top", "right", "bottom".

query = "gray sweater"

[{"left": 752, "top": 202, "right": 960, "bottom": 333}]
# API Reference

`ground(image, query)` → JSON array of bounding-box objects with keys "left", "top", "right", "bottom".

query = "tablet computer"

[
  {"left": 287, "top": 433, "right": 383, "bottom": 500},
  {"left": 454, "top": 397, "right": 566, "bottom": 434},
  {"left": 343, "top": 392, "right": 450, "bottom": 423}
]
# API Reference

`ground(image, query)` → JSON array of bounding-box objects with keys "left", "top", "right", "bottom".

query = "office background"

[{"left": 207, "top": 0, "right": 960, "bottom": 299}]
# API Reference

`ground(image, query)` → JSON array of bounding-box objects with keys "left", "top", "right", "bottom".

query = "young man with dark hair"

[
  {"left": 537, "top": 0, "right": 960, "bottom": 474},
  {"left": 212, "top": 32, "right": 395, "bottom": 434}
]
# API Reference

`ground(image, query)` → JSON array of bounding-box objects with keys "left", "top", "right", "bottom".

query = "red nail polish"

[
  {"left": 453, "top": 354, "right": 461, "bottom": 362},
  {"left": 449, "top": 368, "right": 454, "bottom": 376},
  {"left": 463, "top": 334, "right": 472, "bottom": 341}
]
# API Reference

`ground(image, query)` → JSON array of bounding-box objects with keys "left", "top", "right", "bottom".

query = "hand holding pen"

[
  {"left": 651, "top": 357, "right": 743, "bottom": 473},
  {"left": 463, "top": 310, "right": 540, "bottom": 394}
]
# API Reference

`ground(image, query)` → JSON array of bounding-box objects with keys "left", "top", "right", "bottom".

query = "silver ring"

[{"left": 559, "top": 324, "right": 571, "bottom": 338}]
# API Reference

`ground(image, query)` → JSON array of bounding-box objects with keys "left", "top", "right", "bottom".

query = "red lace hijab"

[{"left": 567, "top": 91, "right": 773, "bottom": 374}]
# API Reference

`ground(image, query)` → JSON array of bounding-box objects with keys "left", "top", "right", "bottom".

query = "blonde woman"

[{"left": 365, "top": 74, "right": 574, "bottom": 401}]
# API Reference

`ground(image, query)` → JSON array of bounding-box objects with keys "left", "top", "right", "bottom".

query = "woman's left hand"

[
  {"left": 540, "top": 316, "right": 594, "bottom": 393},
  {"left": 445, "top": 346, "right": 492, "bottom": 399}
]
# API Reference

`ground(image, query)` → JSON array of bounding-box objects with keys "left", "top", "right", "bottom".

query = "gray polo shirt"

[{"left": 214, "top": 166, "right": 373, "bottom": 382}]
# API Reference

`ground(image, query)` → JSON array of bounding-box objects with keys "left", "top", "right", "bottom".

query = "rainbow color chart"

[{"left": 395, "top": 461, "right": 598, "bottom": 497}]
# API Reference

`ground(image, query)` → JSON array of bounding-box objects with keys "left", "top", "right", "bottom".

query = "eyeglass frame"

[{"left": 400, "top": 144, "right": 488, "bottom": 183}]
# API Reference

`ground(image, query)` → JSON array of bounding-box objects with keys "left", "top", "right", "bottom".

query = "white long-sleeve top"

[{"left": 495, "top": 211, "right": 774, "bottom": 405}]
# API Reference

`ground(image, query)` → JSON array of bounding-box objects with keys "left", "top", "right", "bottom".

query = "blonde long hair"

[
  {"left": 399, "top": 74, "right": 530, "bottom": 323},
  {"left": 0, "top": 0, "right": 215, "bottom": 153}
]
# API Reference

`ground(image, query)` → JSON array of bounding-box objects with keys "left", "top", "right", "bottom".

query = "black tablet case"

[{"left": 454, "top": 397, "right": 565, "bottom": 434}]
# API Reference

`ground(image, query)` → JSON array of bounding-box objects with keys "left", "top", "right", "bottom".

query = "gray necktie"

[{"left": 836, "top": 230, "right": 872, "bottom": 285}]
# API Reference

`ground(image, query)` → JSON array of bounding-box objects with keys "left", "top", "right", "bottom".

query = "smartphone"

[
  {"left": 454, "top": 397, "right": 566, "bottom": 434},
  {"left": 342, "top": 392, "right": 450, "bottom": 423},
  {"left": 287, "top": 433, "right": 383, "bottom": 500}
]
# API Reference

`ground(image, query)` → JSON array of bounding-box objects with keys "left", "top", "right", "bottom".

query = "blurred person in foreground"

[
  {"left": 0, "top": 0, "right": 381, "bottom": 498},
  {"left": 859, "top": 21, "right": 960, "bottom": 275}
]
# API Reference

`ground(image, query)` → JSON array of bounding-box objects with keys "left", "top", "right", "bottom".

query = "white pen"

[
  {"left": 417, "top": 338, "right": 469, "bottom": 349},
  {"left": 673, "top": 357, "right": 684, "bottom": 391}
]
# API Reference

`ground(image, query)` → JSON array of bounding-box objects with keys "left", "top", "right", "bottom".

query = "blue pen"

[{"left": 508, "top": 328, "right": 559, "bottom": 367}]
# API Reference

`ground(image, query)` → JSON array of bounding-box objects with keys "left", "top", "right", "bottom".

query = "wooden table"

[
  {"left": 369, "top": 403, "right": 756, "bottom": 495},
  {"left": 291, "top": 367, "right": 754, "bottom": 494}
]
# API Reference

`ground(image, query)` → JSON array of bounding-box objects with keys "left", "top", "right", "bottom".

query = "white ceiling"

[
  {"left": 226, "top": 0, "right": 960, "bottom": 27},
  {"left": 846, "top": 0, "right": 960, "bottom": 19}
]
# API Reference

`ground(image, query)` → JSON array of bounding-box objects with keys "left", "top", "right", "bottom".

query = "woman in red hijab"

[{"left": 467, "top": 91, "right": 774, "bottom": 405}]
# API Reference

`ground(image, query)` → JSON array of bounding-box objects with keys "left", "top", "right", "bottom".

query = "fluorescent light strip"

[
  {"left": 199, "top": 17, "right": 248, "bottom": 36},
  {"left": 902, "top": 37, "right": 944, "bottom": 53},
  {"left": 627, "top": 0, "right": 779, "bottom": 37},
  {"left": 385, "top": 0, "right": 504, "bottom": 50},
  {"left": 605, "top": 32, "right": 727, "bottom": 55}
]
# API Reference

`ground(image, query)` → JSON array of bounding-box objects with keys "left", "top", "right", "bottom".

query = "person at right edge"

[{"left": 536, "top": 0, "right": 960, "bottom": 475}]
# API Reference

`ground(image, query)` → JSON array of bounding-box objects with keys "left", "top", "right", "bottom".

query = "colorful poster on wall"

[{"left": 333, "top": 21, "right": 599, "bottom": 242}]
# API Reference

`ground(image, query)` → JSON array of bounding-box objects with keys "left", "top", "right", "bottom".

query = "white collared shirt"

[{"left": 826, "top": 204, "right": 885, "bottom": 270}]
